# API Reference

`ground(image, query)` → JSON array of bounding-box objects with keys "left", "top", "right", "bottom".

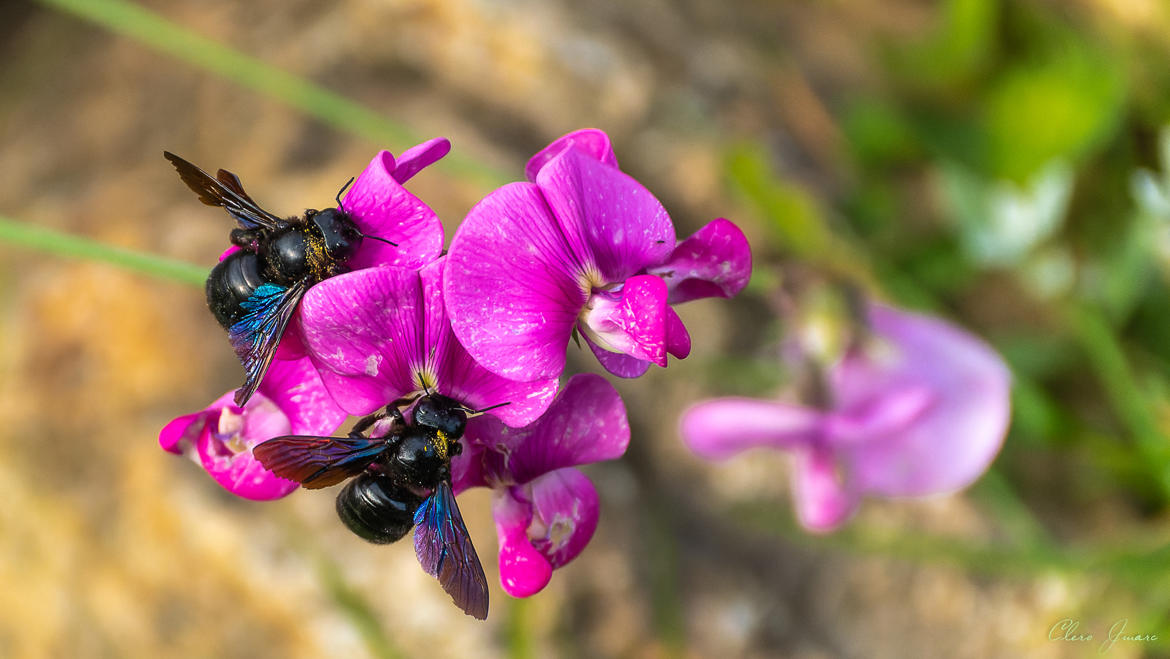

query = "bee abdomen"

[
  {"left": 205, "top": 250, "right": 266, "bottom": 329},
  {"left": 336, "top": 473, "right": 424, "bottom": 544}
]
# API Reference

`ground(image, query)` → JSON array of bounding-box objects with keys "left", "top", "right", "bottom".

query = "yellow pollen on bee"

[{"left": 435, "top": 430, "right": 450, "bottom": 460}]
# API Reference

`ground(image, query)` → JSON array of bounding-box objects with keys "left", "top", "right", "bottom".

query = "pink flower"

[
  {"left": 296, "top": 258, "right": 560, "bottom": 427},
  {"left": 159, "top": 357, "right": 347, "bottom": 500},
  {"left": 452, "top": 374, "right": 630, "bottom": 597},
  {"left": 681, "top": 303, "right": 1012, "bottom": 532},
  {"left": 444, "top": 129, "right": 752, "bottom": 381}
]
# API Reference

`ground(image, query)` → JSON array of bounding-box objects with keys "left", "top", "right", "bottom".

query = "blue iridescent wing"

[
  {"left": 164, "top": 151, "right": 285, "bottom": 230},
  {"left": 252, "top": 435, "right": 388, "bottom": 489},
  {"left": 229, "top": 280, "right": 307, "bottom": 407},
  {"left": 413, "top": 481, "right": 489, "bottom": 619}
]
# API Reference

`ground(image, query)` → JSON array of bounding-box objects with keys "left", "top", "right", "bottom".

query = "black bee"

[
  {"left": 252, "top": 393, "right": 499, "bottom": 620},
  {"left": 164, "top": 152, "right": 393, "bottom": 407}
]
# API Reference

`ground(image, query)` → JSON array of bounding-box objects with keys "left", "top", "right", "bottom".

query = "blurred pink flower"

[
  {"left": 681, "top": 303, "right": 1011, "bottom": 532},
  {"left": 452, "top": 374, "right": 630, "bottom": 597},
  {"left": 159, "top": 357, "right": 347, "bottom": 500}
]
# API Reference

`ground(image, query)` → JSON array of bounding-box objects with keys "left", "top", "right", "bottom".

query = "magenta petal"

[
  {"left": 580, "top": 275, "right": 669, "bottom": 367},
  {"left": 195, "top": 393, "right": 300, "bottom": 501},
  {"left": 451, "top": 439, "right": 488, "bottom": 495},
  {"left": 825, "top": 384, "right": 935, "bottom": 446},
  {"left": 648, "top": 218, "right": 753, "bottom": 305},
  {"left": 493, "top": 488, "right": 553, "bottom": 598},
  {"left": 528, "top": 467, "right": 599, "bottom": 569},
  {"left": 343, "top": 151, "right": 444, "bottom": 271},
  {"left": 445, "top": 182, "right": 588, "bottom": 382},
  {"left": 792, "top": 447, "right": 858, "bottom": 533},
  {"left": 583, "top": 333, "right": 652, "bottom": 379},
  {"left": 680, "top": 398, "right": 823, "bottom": 460},
  {"left": 834, "top": 304, "right": 1011, "bottom": 497},
  {"left": 525, "top": 128, "right": 619, "bottom": 182},
  {"left": 463, "top": 374, "right": 630, "bottom": 485},
  {"left": 536, "top": 148, "right": 675, "bottom": 284},
  {"left": 300, "top": 267, "right": 422, "bottom": 415},
  {"left": 664, "top": 305, "right": 691, "bottom": 359},
  {"left": 160, "top": 411, "right": 202, "bottom": 455},
  {"left": 391, "top": 137, "right": 451, "bottom": 184},
  {"left": 419, "top": 259, "right": 559, "bottom": 427},
  {"left": 258, "top": 355, "right": 348, "bottom": 435}
]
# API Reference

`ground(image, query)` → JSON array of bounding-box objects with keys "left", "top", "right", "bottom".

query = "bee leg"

[
  {"left": 230, "top": 228, "right": 263, "bottom": 251},
  {"left": 351, "top": 402, "right": 409, "bottom": 436}
]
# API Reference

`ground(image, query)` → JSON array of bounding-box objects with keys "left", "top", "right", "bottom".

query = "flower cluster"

[{"left": 161, "top": 130, "right": 752, "bottom": 605}]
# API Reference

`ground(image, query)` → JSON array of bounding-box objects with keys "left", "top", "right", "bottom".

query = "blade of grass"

[
  {"left": 1065, "top": 303, "right": 1170, "bottom": 500},
  {"left": 36, "top": 0, "right": 510, "bottom": 190},
  {"left": 0, "top": 215, "right": 205, "bottom": 286}
]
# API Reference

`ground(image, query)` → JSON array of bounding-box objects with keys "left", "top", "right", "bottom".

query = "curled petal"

[
  {"left": 462, "top": 374, "right": 630, "bottom": 486},
  {"left": 648, "top": 218, "right": 753, "bottom": 305},
  {"left": 680, "top": 398, "right": 823, "bottom": 460},
  {"left": 536, "top": 148, "right": 675, "bottom": 284},
  {"left": 445, "top": 182, "right": 588, "bottom": 382},
  {"left": 196, "top": 393, "right": 300, "bottom": 500},
  {"left": 792, "top": 447, "right": 859, "bottom": 533},
  {"left": 579, "top": 275, "right": 670, "bottom": 368},
  {"left": 525, "top": 128, "right": 619, "bottom": 182},
  {"left": 528, "top": 468, "right": 600, "bottom": 569},
  {"left": 664, "top": 306, "right": 691, "bottom": 359},
  {"left": 583, "top": 333, "right": 651, "bottom": 379},
  {"left": 492, "top": 488, "right": 553, "bottom": 598},
  {"left": 343, "top": 150, "right": 444, "bottom": 271},
  {"left": 392, "top": 137, "right": 451, "bottom": 184},
  {"left": 159, "top": 411, "right": 202, "bottom": 455}
]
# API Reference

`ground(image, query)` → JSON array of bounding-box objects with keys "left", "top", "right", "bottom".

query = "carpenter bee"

[
  {"left": 163, "top": 152, "right": 394, "bottom": 407},
  {"left": 253, "top": 393, "right": 505, "bottom": 620}
]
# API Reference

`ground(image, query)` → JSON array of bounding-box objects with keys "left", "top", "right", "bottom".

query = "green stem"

[
  {"left": 1065, "top": 303, "right": 1170, "bottom": 499},
  {"left": 0, "top": 215, "right": 205, "bottom": 286},
  {"left": 505, "top": 596, "right": 534, "bottom": 659},
  {"left": 36, "top": 0, "right": 510, "bottom": 190}
]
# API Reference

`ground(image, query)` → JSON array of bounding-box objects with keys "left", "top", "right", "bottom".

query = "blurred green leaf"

[
  {"left": 887, "top": 0, "right": 999, "bottom": 89},
  {"left": 982, "top": 42, "right": 1125, "bottom": 181},
  {"left": 723, "top": 144, "right": 831, "bottom": 258}
]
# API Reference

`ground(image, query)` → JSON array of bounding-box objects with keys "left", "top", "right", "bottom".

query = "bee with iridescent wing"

[
  {"left": 253, "top": 393, "right": 494, "bottom": 619},
  {"left": 164, "top": 152, "right": 394, "bottom": 406}
]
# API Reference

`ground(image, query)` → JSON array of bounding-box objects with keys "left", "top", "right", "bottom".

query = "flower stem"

[
  {"left": 0, "top": 215, "right": 206, "bottom": 286},
  {"left": 35, "top": 0, "right": 510, "bottom": 190}
]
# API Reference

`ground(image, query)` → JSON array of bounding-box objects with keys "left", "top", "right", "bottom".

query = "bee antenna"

[
  {"left": 418, "top": 374, "right": 432, "bottom": 397},
  {"left": 336, "top": 176, "right": 355, "bottom": 209},
  {"left": 356, "top": 230, "right": 397, "bottom": 247},
  {"left": 467, "top": 401, "right": 511, "bottom": 415}
]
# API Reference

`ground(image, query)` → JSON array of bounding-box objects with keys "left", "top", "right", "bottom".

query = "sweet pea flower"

[
  {"left": 297, "top": 258, "right": 559, "bottom": 427},
  {"left": 681, "top": 303, "right": 1011, "bottom": 532},
  {"left": 444, "top": 129, "right": 752, "bottom": 381},
  {"left": 452, "top": 373, "right": 630, "bottom": 597},
  {"left": 159, "top": 357, "right": 347, "bottom": 500}
]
